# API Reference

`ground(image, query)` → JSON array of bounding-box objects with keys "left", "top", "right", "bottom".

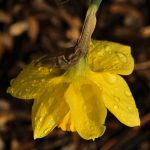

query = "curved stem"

[
  {"left": 91, "top": 0, "right": 102, "bottom": 8},
  {"left": 41, "top": 0, "right": 103, "bottom": 69},
  {"left": 71, "top": 0, "right": 103, "bottom": 61}
]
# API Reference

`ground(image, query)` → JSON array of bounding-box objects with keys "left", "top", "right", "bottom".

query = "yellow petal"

[
  {"left": 7, "top": 61, "right": 62, "bottom": 99},
  {"left": 65, "top": 78, "right": 107, "bottom": 140},
  {"left": 32, "top": 78, "right": 69, "bottom": 139},
  {"left": 58, "top": 111, "right": 76, "bottom": 132},
  {"left": 88, "top": 40, "right": 134, "bottom": 75},
  {"left": 91, "top": 72, "right": 140, "bottom": 127}
]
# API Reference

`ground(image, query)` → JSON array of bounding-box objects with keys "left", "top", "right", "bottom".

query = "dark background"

[{"left": 0, "top": 0, "right": 150, "bottom": 149}]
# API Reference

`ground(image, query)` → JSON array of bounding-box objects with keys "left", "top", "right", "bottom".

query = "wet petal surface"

[
  {"left": 65, "top": 78, "right": 107, "bottom": 140},
  {"left": 32, "top": 78, "right": 69, "bottom": 139},
  {"left": 91, "top": 72, "right": 140, "bottom": 127},
  {"left": 88, "top": 40, "right": 134, "bottom": 75},
  {"left": 7, "top": 61, "right": 62, "bottom": 99}
]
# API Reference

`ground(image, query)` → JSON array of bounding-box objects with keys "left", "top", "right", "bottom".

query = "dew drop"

[
  {"left": 36, "top": 125, "right": 40, "bottom": 130},
  {"left": 105, "top": 74, "right": 117, "bottom": 84},
  {"left": 33, "top": 80, "right": 37, "bottom": 83},
  {"left": 31, "top": 83, "right": 35, "bottom": 86},
  {"left": 38, "top": 67, "right": 43, "bottom": 71},
  {"left": 41, "top": 79, "right": 45, "bottom": 82},
  {"left": 25, "top": 88, "right": 29, "bottom": 92},
  {"left": 10, "top": 79, "right": 14, "bottom": 85},
  {"left": 35, "top": 117, "right": 38, "bottom": 121},
  {"left": 49, "top": 68, "right": 53, "bottom": 73},
  {"left": 127, "top": 106, "right": 132, "bottom": 112},
  {"left": 117, "top": 53, "right": 127, "bottom": 63},
  {"left": 43, "top": 128, "right": 49, "bottom": 134},
  {"left": 39, "top": 117, "right": 43, "bottom": 122},
  {"left": 18, "top": 92, "right": 21, "bottom": 96},
  {"left": 105, "top": 46, "right": 111, "bottom": 54},
  {"left": 125, "top": 91, "right": 132, "bottom": 97},
  {"left": 10, "top": 88, "right": 14, "bottom": 94},
  {"left": 114, "top": 104, "right": 118, "bottom": 109},
  {"left": 114, "top": 96, "right": 120, "bottom": 102},
  {"left": 41, "top": 102, "right": 44, "bottom": 106},
  {"left": 97, "top": 51, "right": 104, "bottom": 57}
]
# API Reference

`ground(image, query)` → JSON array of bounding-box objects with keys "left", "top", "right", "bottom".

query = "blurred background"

[{"left": 0, "top": 0, "right": 150, "bottom": 149}]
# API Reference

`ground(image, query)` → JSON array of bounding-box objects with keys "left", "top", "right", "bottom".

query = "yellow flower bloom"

[{"left": 7, "top": 40, "right": 140, "bottom": 140}]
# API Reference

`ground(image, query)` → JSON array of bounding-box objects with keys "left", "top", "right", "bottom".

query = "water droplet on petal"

[
  {"left": 38, "top": 67, "right": 44, "bottom": 71},
  {"left": 31, "top": 83, "right": 35, "bottom": 86},
  {"left": 35, "top": 117, "right": 38, "bottom": 121},
  {"left": 10, "top": 79, "right": 15, "bottom": 85},
  {"left": 105, "top": 46, "right": 111, "bottom": 54},
  {"left": 38, "top": 67, "right": 42, "bottom": 71},
  {"left": 114, "top": 96, "right": 120, "bottom": 102},
  {"left": 127, "top": 106, "right": 132, "bottom": 112},
  {"left": 125, "top": 91, "right": 132, "bottom": 97},
  {"left": 33, "top": 80, "right": 36, "bottom": 83},
  {"left": 40, "top": 102, "right": 44, "bottom": 107},
  {"left": 41, "top": 79, "right": 45, "bottom": 82},
  {"left": 36, "top": 125, "right": 40, "bottom": 129},
  {"left": 43, "top": 128, "right": 49, "bottom": 134},
  {"left": 114, "top": 104, "right": 118, "bottom": 109},
  {"left": 117, "top": 53, "right": 127, "bottom": 63},
  {"left": 97, "top": 51, "right": 104, "bottom": 57},
  {"left": 49, "top": 68, "right": 53, "bottom": 73},
  {"left": 105, "top": 74, "right": 117, "bottom": 84},
  {"left": 10, "top": 88, "right": 14, "bottom": 94},
  {"left": 99, "top": 87, "right": 103, "bottom": 91},
  {"left": 39, "top": 117, "right": 43, "bottom": 122}
]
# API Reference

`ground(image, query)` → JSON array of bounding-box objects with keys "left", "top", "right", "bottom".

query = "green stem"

[
  {"left": 73, "top": 0, "right": 103, "bottom": 59},
  {"left": 40, "top": 0, "right": 103, "bottom": 69},
  {"left": 91, "top": 0, "right": 102, "bottom": 8},
  {"left": 53, "top": 0, "right": 103, "bottom": 69}
]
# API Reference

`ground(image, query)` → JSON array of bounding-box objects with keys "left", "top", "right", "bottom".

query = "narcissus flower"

[{"left": 7, "top": 40, "right": 140, "bottom": 140}]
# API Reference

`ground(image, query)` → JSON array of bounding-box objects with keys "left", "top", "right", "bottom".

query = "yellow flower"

[{"left": 7, "top": 40, "right": 140, "bottom": 140}]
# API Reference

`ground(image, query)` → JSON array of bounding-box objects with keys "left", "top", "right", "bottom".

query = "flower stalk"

[
  {"left": 40, "top": 0, "right": 103, "bottom": 69},
  {"left": 61, "top": 0, "right": 103, "bottom": 68},
  {"left": 73, "top": 0, "right": 102, "bottom": 57}
]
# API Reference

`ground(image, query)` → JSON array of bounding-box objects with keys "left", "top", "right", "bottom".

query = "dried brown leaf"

[
  {"left": 9, "top": 21, "right": 28, "bottom": 36},
  {"left": 0, "top": 11, "right": 11, "bottom": 23},
  {"left": 27, "top": 16, "right": 39, "bottom": 42}
]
